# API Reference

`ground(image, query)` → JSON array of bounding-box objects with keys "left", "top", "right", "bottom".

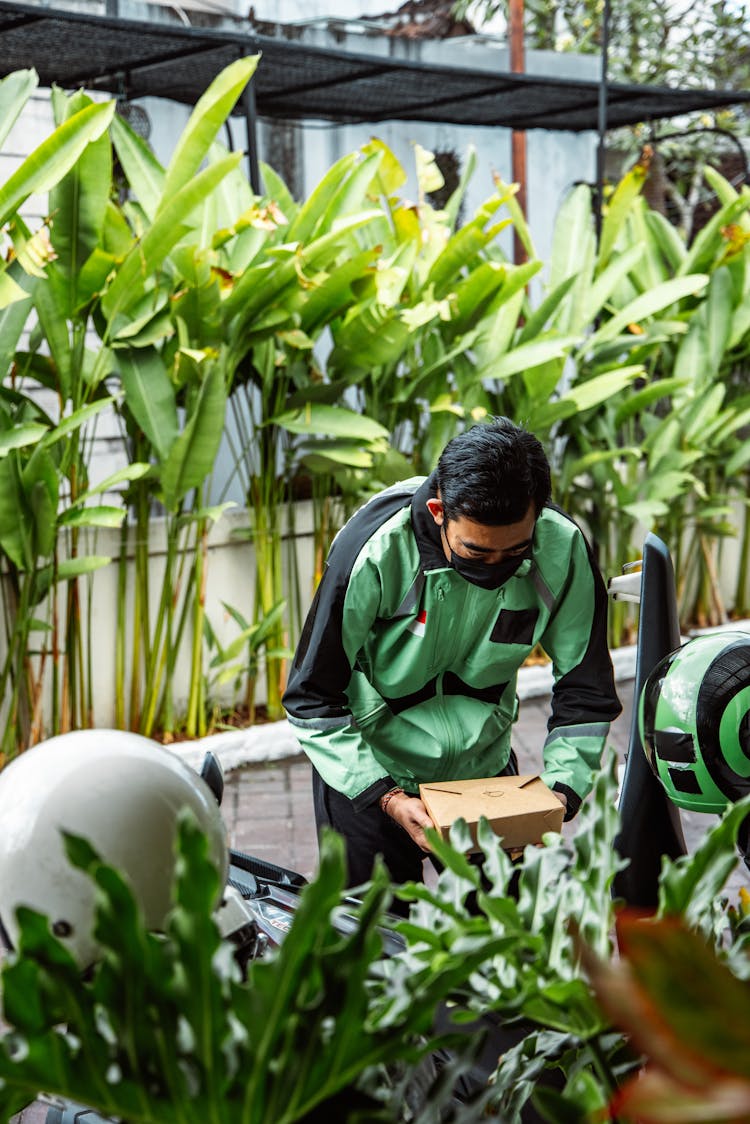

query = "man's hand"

[
  {"left": 383, "top": 792, "right": 434, "bottom": 852},
  {"left": 553, "top": 790, "right": 568, "bottom": 811}
]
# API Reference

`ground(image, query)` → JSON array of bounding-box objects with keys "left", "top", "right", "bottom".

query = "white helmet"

[{"left": 0, "top": 729, "right": 228, "bottom": 968}]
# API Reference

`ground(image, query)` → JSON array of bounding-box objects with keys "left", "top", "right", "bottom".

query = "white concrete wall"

[{"left": 0, "top": 502, "right": 320, "bottom": 730}]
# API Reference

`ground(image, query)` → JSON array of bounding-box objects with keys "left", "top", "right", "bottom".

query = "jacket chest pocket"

[{"left": 490, "top": 608, "right": 539, "bottom": 646}]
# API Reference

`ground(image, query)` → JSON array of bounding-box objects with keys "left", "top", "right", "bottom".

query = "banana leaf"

[
  {"left": 223, "top": 210, "right": 382, "bottom": 327},
  {"left": 677, "top": 193, "right": 750, "bottom": 277},
  {"left": 101, "top": 153, "right": 243, "bottom": 324},
  {"left": 271, "top": 404, "right": 388, "bottom": 441},
  {"left": 111, "top": 112, "right": 166, "bottom": 223},
  {"left": 116, "top": 347, "right": 179, "bottom": 461},
  {"left": 585, "top": 274, "right": 709, "bottom": 352},
  {"left": 613, "top": 376, "right": 687, "bottom": 426},
  {"left": 58, "top": 505, "right": 126, "bottom": 529},
  {"left": 298, "top": 247, "right": 379, "bottom": 335},
  {"left": 444, "top": 261, "right": 508, "bottom": 336},
  {"left": 0, "top": 456, "right": 37, "bottom": 570},
  {"left": 519, "top": 274, "right": 578, "bottom": 344},
  {"left": 73, "top": 463, "right": 151, "bottom": 505},
  {"left": 160, "top": 363, "right": 226, "bottom": 511},
  {"left": 0, "top": 100, "right": 115, "bottom": 227},
  {"left": 160, "top": 55, "right": 259, "bottom": 207},
  {"left": 317, "top": 150, "right": 385, "bottom": 240},
  {"left": 0, "top": 259, "right": 36, "bottom": 376},
  {"left": 0, "top": 423, "right": 48, "bottom": 456},
  {"left": 39, "top": 397, "right": 117, "bottom": 449},
  {"left": 703, "top": 164, "right": 746, "bottom": 212},
  {"left": 286, "top": 151, "right": 361, "bottom": 244},
  {"left": 259, "top": 160, "right": 298, "bottom": 217},
  {"left": 728, "top": 292, "right": 750, "bottom": 349},
  {"left": 495, "top": 176, "right": 536, "bottom": 259},
  {"left": 476, "top": 335, "right": 577, "bottom": 383},
  {"left": 548, "top": 185, "right": 597, "bottom": 335},
  {"left": 390, "top": 332, "right": 480, "bottom": 404},
  {"left": 300, "top": 447, "right": 375, "bottom": 471},
  {"left": 681, "top": 384, "right": 726, "bottom": 443},
  {"left": 644, "top": 207, "right": 688, "bottom": 273},
  {"left": 531, "top": 365, "right": 641, "bottom": 428},
  {"left": 48, "top": 90, "right": 112, "bottom": 318},
  {"left": 586, "top": 243, "right": 646, "bottom": 322},
  {"left": 57, "top": 556, "right": 112, "bottom": 580},
  {"left": 596, "top": 159, "right": 647, "bottom": 274},
  {"left": 549, "top": 184, "right": 594, "bottom": 292},
  {"left": 325, "top": 300, "right": 412, "bottom": 376},
  {"left": 0, "top": 68, "right": 37, "bottom": 150},
  {"left": 702, "top": 267, "right": 734, "bottom": 378},
  {"left": 427, "top": 200, "right": 506, "bottom": 297},
  {"left": 443, "top": 144, "right": 477, "bottom": 232},
  {"left": 33, "top": 279, "right": 73, "bottom": 399}
]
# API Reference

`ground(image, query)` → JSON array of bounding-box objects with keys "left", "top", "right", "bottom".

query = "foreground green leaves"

[
  {"left": 390, "top": 751, "right": 750, "bottom": 1123},
  {"left": 1, "top": 759, "right": 749, "bottom": 1123},
  {"left": 0, "top": 819, "right": 492, "bottom": 1124}
]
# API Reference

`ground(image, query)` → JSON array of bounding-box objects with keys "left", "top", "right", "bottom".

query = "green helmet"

[{"left": 638, "top": 631, "right": 750, "bottom": 813}]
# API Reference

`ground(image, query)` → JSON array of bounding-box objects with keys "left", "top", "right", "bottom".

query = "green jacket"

[{"left": 283, "top": 474, "right": 620, "bottom": 817}]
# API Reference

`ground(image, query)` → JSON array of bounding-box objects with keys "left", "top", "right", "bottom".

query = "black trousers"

[{"left": 312, "top": 750, "right": 519, "bottom": 892}]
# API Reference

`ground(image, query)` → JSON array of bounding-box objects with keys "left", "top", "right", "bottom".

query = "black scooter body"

[{"left": 613, "top": 532, "right": 687, "bottom": 907}]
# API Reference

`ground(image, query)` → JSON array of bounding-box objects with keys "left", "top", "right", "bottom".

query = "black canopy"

[{"left": 2, "top": 0, "right": 750, "bottom": 131}]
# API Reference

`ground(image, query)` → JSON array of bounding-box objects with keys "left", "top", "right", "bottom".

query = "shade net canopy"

[{"left": 2, "top": 0, "right": 750, "bottom": 130}]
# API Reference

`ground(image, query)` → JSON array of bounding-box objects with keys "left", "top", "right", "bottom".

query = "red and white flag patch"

[{"left": 408, "top": 609, "right": 427, "bottom": 637}]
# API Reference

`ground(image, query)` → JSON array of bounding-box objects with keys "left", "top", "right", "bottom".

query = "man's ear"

[{"left": 426, "top": 497, "right": 444, "bottom": 525}]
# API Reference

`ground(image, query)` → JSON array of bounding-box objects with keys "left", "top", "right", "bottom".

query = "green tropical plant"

[
  {"left": 0, "top": 70, "right": 123, "bottom": 758},
  {"left": 8, "top": 53, "right": 750, "bottom": 747},
  {"left": 549, "top": 162, "right": 750, "bottom": 634},
  {"left": 99, "top": 58, "right": 259, "bottom": 738},
  {"left": 109, "top": 105, "right": 397, "bottom": 722},
  {"left": 388, "top": 761, "right": 750, "bottom": 1121},
  {"left": 203, "top": 598, "right": 289, "bottom": 727}
]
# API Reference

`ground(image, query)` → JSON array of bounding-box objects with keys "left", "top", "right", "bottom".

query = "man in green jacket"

[{"left": 283, "top": 417, "right": 621, "bottom": 889}]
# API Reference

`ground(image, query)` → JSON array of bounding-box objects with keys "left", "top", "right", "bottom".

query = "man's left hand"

[{"left": 553, "top": 790, "right": 568, "bottom": 810}]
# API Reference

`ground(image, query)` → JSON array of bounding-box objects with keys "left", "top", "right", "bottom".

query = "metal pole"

[
  {"left": 509, "top": 0, "right": 527, "bottom": 265},
  {"left": 595, "top": 0, "right": 611, "bottom": 247},
  {"left": 242, "top": 72, "right": 262, "bottom": 195}
]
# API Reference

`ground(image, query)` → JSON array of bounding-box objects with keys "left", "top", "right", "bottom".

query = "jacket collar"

[{"left": 410, "top": 472, "right": 448, "bottom": 571}]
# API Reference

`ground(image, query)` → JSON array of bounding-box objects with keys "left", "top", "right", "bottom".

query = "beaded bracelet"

[{"left": 380, "top": 786, "right": 405, "bottom": 816}]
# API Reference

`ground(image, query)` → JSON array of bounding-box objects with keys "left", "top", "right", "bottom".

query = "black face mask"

[{"left": 441, "top": 526, "right": 531, "bottom": 590}]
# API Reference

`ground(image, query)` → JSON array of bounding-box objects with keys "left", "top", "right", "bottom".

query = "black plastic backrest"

[
  {"left": 613, "top": 532, "right": 687, "bottom": 908},
  {"left": 200, "top": 751, "right": 224, "bottom": 806}
]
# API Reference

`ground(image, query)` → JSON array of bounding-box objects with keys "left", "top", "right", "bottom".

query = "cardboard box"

[{"left": 419, "top": 775, "right": 564, "bottom": 852}]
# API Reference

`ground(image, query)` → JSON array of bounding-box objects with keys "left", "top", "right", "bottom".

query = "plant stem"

[{"left": 186, "top": 517, "right": 208, "bottom": 738}]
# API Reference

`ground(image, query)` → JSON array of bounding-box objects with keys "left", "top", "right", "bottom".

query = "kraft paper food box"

[{"left": 419, "top": 775, "right": 565, "bottom": 852}]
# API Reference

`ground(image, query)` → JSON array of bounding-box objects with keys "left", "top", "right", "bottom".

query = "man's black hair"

[{"left": 436, "top": 417, "right": 551, "bottom": 525}]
